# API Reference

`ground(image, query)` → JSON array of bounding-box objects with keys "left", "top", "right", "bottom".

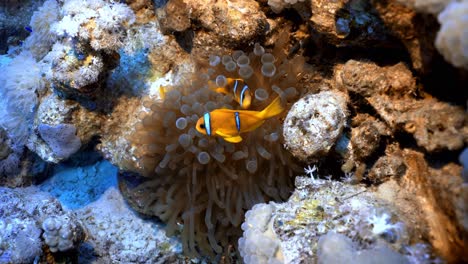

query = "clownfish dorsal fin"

[{"left": 215, "top": 130, "right": 231, "bottom": 138}]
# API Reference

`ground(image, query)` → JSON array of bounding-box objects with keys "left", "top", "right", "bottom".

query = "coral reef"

[
  {"left": 38, "top": 123, "right": 81, "bottom": 160},
  {"left": 5, "top": 0, "right": 136, "bottom": 121},
  {"left": 76, "top": 187, "right": 183, "bottom": 263},
  {"left": 22, "top": 0, "right": 60, "bottom": 60},
  {"left": 51, "top": 0, "right": 135, "bottom": 52},
  {"left": 42, "top": 213, "right": 85, "bottom": 253},
  {"left": 0, "top": 0, "right": 466, "bottom": 262},
  {"left": 0, "top": 186, "right": 85, "bottom": 263},
  {"left": 238, "top": 176, "right": 436, "bottom": 263},
  {"left": 0, "top": 51, "right": 44, "bottom": 146},
  {"left": 317, "top": 232, "right": 409, "bottom": 264},
  {"left": 238, "top": 203, "right": 283, "bottom": 263}
]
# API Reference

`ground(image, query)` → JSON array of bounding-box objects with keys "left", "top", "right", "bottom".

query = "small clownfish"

[
  {"left": 195, "top": 96, "right": 284, "bottom": 143},
  {"left": 210, "top": 78, "right": 252, "bottom": 109}
]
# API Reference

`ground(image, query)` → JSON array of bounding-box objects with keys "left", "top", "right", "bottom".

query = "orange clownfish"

[
  {"left": 210, "top": 78, "right": 252, "bottom": 109},
  {"left": 195, "top": 96, "right": 284, "bottom": 143}
]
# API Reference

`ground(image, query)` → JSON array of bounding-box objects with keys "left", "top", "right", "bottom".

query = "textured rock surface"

[
  {"left": 367, "top": 144, "right": 406, "bottom": 183},
  {"left": 397, "top": 0, "right": 451, "bottom": 14},
  {"left": 238, "top": 203, "right": 283, "bottom": 264},
  {"left": 283, "top": 90, "right": 348, "bottom": 162},
  {"left": 349, "top": 114, "right": 390, "bottom": 161},
  {"left": 336, "top": 60, "right": 417, "bottom": 98},
  {"left": 371, "top": 0, "right": 439, "bottom": 73},
  {"left": 42, "top": 213, "right": 86, "bottom": 253},
  {"left": 76, "top": 187, "right": 183, "bottom": 263},
  {"left": 239, "top": 176, "right": 436, "bottom": 264},
  {"left": 0, "top": 186, "right": 83, "bottom": 263},
  {"left": 335, "top": 59, "right": 467, "bottom": 176},
  {"left": 367, "top": 94, "right": 467, "bottom": 152},
  {"left": 375, "top": 151, "right": 467, "bottom": 263}
]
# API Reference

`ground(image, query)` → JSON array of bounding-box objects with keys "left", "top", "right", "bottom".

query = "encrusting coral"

[{"left": 125, "top": 35, "right": 307, "bottom": 259}]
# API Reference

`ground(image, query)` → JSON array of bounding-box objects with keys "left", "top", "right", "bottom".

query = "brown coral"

[{"left": 124, "top": 41, "right": 306, "bottom": 259}]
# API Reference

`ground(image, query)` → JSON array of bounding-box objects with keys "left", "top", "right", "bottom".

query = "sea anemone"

[{"left": 126, "top": 36, "right": 306, "bottom": 259}]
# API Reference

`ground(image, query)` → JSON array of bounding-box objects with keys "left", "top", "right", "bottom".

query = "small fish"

[
  {"left": 24, "top": 26, "right": 33, "bottom": 33},
  {"left": 211, "top": 78, "right": 252, "bottom": 109},
  {"left": 196, "top": 96, "right": 284, "bottom": 143}
]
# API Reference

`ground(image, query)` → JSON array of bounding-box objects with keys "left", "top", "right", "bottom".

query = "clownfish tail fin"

[{"left": 259, "top": 96, "right": 284, "bottom": 119}]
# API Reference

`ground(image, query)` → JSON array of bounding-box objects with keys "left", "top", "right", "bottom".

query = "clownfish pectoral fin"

[
  {"left": 215, "top": 130, "right": 232, "bottom": 138},
  {"left": 224, "top": 135, "right": 243, "bottom": 143},
  {"left": 215, "top": 131, "right": 243, "bottom": 143}
]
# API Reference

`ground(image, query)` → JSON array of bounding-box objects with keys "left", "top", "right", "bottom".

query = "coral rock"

[
  {"left": 336, "top": 60, "right": 417, "bottom": 98},
  {"left": 350, "top": 116, "right": 386, "bottom": 160},
  {"left": 76, "top": 187, "right": 183, "bottom": 263},
  {"left": 435, "top": 1, "right": 468, "bottom": 69},
  {"left": 309, "top": 0, "right": 394, "bottom": 48},
  {"left": 368, "top": 144, "right": 406, "bottom": 183},
  {"left": 239, "top": 176, "right": 434, "bottom": 263},
  {"left": 377, "top": 149, "right": 467, "bottom": 263},
  {"left": 367, "top": 94, "right": 467, "bottom": 152},
  {"left": 371, "top": 0, "right": 439, "bottom": 73},
  {"left": 42, "top": 213, "right": 86, "bottom": 253},
  {"left": 238, "top": 203, "right": 284, "bottom": 264},
  {"left": 283, "top": 90, "right": 348, "bottom": 162},
  {"left": 0, "top": 186, "right": 75, "bottom": 263},
  {"left": 156, "top": 0, "right": 191, "bottom": 33}
]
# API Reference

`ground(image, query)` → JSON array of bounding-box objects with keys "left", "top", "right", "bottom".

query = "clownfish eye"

[{"left": 199, "top": 123, "right": 206, "bottom": 129}]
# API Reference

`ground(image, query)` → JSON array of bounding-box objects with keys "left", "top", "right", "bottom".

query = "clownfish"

[
  {"left": 210, "top": 78, "right": 252, "bottom": 109},
  {"left": 195, "top": 96, "right": 284, "bottom": 143}
]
